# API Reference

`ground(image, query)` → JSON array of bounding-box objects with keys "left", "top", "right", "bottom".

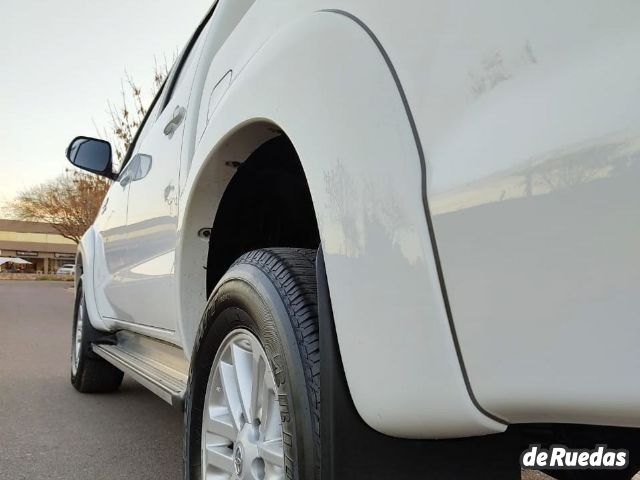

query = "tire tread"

[
  {"left": 233, "top": 248, "right": 321, "bottom": 476},
  {"left": 184, "top": 247, "right": 321, "bottom": 479}
]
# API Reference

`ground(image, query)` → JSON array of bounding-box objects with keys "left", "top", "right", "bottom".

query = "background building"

[{"left": 0, "top": 219, "right": 76, "bottom": 273}]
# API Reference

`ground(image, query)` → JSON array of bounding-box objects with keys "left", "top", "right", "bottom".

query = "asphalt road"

[
  {"left": 0, "top": 281, "right": 556, "bottom": 480},
  {"left": 0, "top": 281, "right": 183, "bottom": 480},
  {"left": 3, "top": 280, "right": 636, "bottom": 480}
]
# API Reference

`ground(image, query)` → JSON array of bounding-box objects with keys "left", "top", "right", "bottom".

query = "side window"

[
  {"left": 168, "top": 30, "right": 208, "bottom": 103},
  {"left": 161, "top": 4, "right": 217, "bottom": 109},
  {"left": 136, "top": 84, "right": 166, "bottom": 145},
  {"left": 117, "top": 81, "right": 166, "bottom": 175},
  {"left": 117, "top": 2, "right": 216, "bottom": 175}
]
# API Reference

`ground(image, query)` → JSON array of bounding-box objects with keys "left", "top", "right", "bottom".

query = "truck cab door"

[
  {"left": 92, "top": 160, "right": 135, "bottom": 320},
  {"left": 119, "top": 21, "right": 211, "bottom": 334}
]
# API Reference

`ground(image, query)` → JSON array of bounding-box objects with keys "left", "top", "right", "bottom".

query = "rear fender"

[{"left": 178, "top": 10, "right": 505, "bottom": 438}]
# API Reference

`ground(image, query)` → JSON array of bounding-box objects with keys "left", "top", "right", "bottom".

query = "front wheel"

[
  {"left": 70, "top": 282, "right": 123, "bottom": 393},
  {"left": 184, "top": 248, "right": 320, "bottom": 480}
]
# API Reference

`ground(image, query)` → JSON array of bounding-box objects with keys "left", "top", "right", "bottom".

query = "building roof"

[
  {"left": 0, "top": 240, "right": 76, "bottom": 254},
  {"left": 0, "top": 219, "right": 62, "bottom": 235},
  {"left": 0, "top": 219, "right": 77, "bottom": 255}
]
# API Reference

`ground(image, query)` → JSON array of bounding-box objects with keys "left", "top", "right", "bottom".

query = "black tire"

[
  {"left": 184, "top": 248, "right": 320, "bottom": 480},
  {"left": 70, "top": 282, "right": 124, "bottom": 393}
]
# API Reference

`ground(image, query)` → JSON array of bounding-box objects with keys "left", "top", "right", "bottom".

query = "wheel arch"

[
  {"left": 176, "top": 120, "right": 320, "bottom": 363},
  {"left": 74, "top": 250, "right": 83, "bottom": 290},
  {"left": 75, "top": 226, "right": 109, "bottom": 332},
  {"left": 203, "top": 132, "right": 320, "bottom": 298}
]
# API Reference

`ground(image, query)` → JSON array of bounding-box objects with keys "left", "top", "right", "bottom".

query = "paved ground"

[
  {"left": 0, "top": 281, "right": 572, "bottom": 480},
  {"left": 1, "top": 281, "right": 636, "bottom": 480},
  {"left": 0, "top": 281, "right": 183, "bottom": 480}
]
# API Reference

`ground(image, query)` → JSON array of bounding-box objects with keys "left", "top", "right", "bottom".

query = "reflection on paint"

[{"left": 432, "top": 129, "right": 640, "bottom": 216}]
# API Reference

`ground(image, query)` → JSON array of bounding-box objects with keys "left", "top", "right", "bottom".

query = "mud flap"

[{"left": 316, "top": 247, "right": 521, "bottom": 479}]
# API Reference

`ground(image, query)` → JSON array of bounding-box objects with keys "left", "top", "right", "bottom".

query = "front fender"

[{"left": 77, "top": 226, "right": 110, "bottom": 332}]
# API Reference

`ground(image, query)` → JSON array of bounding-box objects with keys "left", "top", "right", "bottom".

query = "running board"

[{"left": 92, "top": 331, "right": 189, "bottom": 409}]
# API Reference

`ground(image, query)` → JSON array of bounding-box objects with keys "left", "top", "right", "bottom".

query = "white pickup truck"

[{"left": 66, "top": 1, "right": 640, "bottom": 479}]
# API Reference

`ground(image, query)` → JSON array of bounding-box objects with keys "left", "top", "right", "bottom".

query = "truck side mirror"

[{"left": 66, "top": 136, "right": 116, "bottom": 179}]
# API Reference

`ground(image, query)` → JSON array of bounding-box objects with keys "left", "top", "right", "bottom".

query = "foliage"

[
  {"left": 8, "top": 58, "right": 172, "bottom": 241},
  {"left": 100, "top": 58, "right": 171, "bottom": 166},
  {"left": 9, "top": 171, "right": 111, "bottom": 243}
]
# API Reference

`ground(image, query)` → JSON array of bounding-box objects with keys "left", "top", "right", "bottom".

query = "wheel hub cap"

[
  {"left": 201, "top": 329, "right": 285, "bottom": 480},
  {"left": 72, "top": 301, "right": 84, "bottom": 375},
  {"left": 233, "top": 443, "right": 244, "bottom": 476}
]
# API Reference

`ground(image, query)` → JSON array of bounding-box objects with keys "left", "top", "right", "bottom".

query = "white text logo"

[{"left": 520, "top": 445, "right": 628, "bottom": 470}]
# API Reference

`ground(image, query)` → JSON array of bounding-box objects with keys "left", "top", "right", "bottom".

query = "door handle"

[
  {"left": 119, "top": 173, "right": 132, "bottom": 188},
  {"left": 163, "top": 105, "right": 186, "bottom": 137}
]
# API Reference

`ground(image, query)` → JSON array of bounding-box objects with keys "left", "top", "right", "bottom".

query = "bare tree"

[
  {"left": 9, "top": 171, "right": 111, "bottom": 243},
  {"left": 98, "top": 57, "right": 172, "bottom": 166},
  {"left": 7, "top": 59, "right": 173, "bottom": 240}
]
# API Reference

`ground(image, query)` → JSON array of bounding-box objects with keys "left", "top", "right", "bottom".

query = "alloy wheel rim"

[
  {"left": 72, "top": 300, "right": 84, "bottom": 375},
  {"left": 201, "top": 329, "right": 284, "bottom": 480}
]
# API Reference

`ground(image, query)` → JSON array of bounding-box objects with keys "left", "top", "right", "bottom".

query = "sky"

[{"left": 0, "top": 0, "right": 213, "bottom": 213}]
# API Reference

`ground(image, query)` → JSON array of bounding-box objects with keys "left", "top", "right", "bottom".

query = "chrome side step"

[{"left": 92, "top": 331, "right": 189, "bottom": 408}]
